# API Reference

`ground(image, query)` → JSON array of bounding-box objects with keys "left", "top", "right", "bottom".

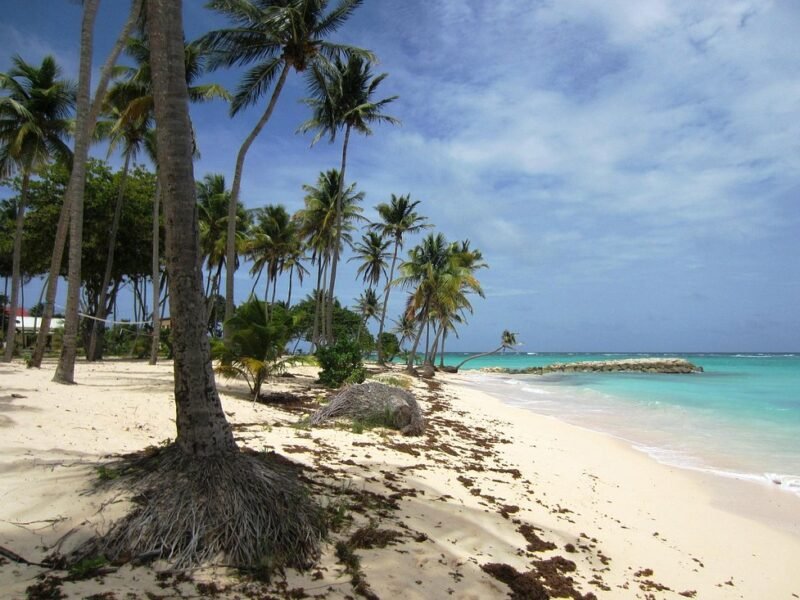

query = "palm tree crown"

[
  {"left": 349, "top": 231, "right": 390, "bottom": 290},
  {"left": 299, "top": 54, "right": 399, "bottom": 144},
  {"left": 0, "top": 55, "right": 75, "bottom": 178},
  {"left": 202, "top": 0, "right": 371, "bottom": 115}
]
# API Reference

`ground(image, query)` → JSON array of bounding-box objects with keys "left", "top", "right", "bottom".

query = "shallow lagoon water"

[{"left": 442, "top": 353, "right": 800, "bottom": 496}]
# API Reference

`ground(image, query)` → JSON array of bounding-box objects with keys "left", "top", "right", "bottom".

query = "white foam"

[{"left": 521, "top": 386, "right": 550, "bottom": 395}]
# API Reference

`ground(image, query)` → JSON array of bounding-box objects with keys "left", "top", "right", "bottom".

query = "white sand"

[{"left": 1, "top": 359, "right": 798, "bottom": 598}]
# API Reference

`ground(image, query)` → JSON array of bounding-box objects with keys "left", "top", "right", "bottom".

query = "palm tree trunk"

[
  {"left": 406, "top": 305, "right": 428, "bottom": 371},
  {"left": 376, "top": 238, "right": 399, "bottom": 365},
  {"left": 454, "top": 345, "right": 505, "bottom": 371},
  {"left": 88, "top": 151, "right": 131, "bottom": 361},
  {"left": 286, "top": 264, "right": 294, "bottom": 307},
  {"left": 31, "top": 0, "right": 141, "bottom": 369},
  {"left": 149, "top": 179, "right": 161, "bottom": 365},
  {"left": 427, "top": 323, "right": 444, "bottom": 366},
  {"left": 325, "top": 123, "right": 352, "bottom": 346},
  {"left": 54, "top": 0, "right": 100, "bottom": 383},
  {"left": 148, "top": 0, "right": 236, "bottom": 456},
  {"left": 225, "top": 63, "right": 290, "bottom": 342},
  {"left": 3, "top": 170, "right": 30, "bottom": 362},
  {"left": 439, "top": 330, "right": 447, "bottom": 367},
  {"left": 311, "top": 258, "right": 325, "bottom": 351}
]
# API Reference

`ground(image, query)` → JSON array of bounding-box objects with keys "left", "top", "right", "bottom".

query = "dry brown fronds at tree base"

[{"left": 72, "top": 444, "right": 325, "bottom": 572}]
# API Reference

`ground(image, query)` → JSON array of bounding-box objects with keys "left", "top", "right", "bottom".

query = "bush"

[
  {"left": 377, "top": 332, "right": 400, "bottom": 362},
  {"left": 315, "top": 338, "right": 366, "bottom": 388}
]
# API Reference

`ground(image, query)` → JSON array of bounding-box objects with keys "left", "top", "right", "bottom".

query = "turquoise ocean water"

[{"left": 438, "top": 353, "right": 800, "bottom": 496}]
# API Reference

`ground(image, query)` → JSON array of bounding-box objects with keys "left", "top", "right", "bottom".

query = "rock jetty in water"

[{"left": 481, "top": 357, "right": 703, "bottom": 375}]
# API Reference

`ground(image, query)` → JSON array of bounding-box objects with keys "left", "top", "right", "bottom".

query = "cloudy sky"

[{"left": 2, "top": 0, "right": 798, "bottom": 352}]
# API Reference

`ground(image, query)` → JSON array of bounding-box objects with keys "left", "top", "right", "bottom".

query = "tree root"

[{"left": 73, "top": 444, "right": 325, "bottom": 571}]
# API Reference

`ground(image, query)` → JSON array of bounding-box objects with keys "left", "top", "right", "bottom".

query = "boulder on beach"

[{"left": 309, "top": 381, "right": 426, "bottom": 436}]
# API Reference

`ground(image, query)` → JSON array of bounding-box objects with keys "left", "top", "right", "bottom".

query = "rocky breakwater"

[{"left": 482, "top": 357, "right": 703, "bottom": 375}]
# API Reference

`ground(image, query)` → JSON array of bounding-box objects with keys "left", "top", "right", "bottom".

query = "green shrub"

[
  {"left": 377, "top": 332, "right": 400, "bottom": 362},
  {"left": 315, "top": 338, "right": 366, "bottom": 388}
]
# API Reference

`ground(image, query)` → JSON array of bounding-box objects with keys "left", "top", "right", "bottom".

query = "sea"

[{"left": 437, "top": 352, "right": 800, "bottom": 498}]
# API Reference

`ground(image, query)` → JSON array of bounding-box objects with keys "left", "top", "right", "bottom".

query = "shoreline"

[
  {"left": 459, "top": 367, "right": 800, "bottom": 501},
  {"left": 2, "top": 359, "right": 799, "bottom": 598},
  {"left": 449, "top": 371, "right": 800, "bottom": 540}
]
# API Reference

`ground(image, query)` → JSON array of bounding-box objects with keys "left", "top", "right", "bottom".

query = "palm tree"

[
  {"left": 200, "top": 0, "right": 371, "bottom": 341},
  {"left": 354, "top": 287, "right": 379, "bottom": 343},
  {"left": 48, "top": 0, "right": 143, "bottom": 383},
  {"left": 282, "top": 234, "right": 308, "bottom": 307},
  {"left": 0, "top": 55, "right": 75, "bottom": 362},
  {"left": 299, "top": 54, "right": 399, "bottom": 345},
  {"left": 349, "top": 231, "right": 390, "bottom": 291},
  {"left": 371, "top": 194, "right": 429, "bottom": 364},
  {"left": 86, "top": 87, "right": 155, "bottom": 360},
  {"left": 296, "top": 169, "right": 363, "bottom": 349},
  {"left": 392, "top": 312, "right": 416, "bottom": 352},
  {"left": 247, "top": 204, "right": 296, "bottom": 311},
  {"left": 398, "top": 234, "right": 484, "bottom": 372},
  {"left": 453, "top": 330, "right": 519, "bottom": 372},
  {"left": 196, "top": 173, "right": 249, "bottom": 330},
  {"left": 89, "top": 1, "right": 324, "bottom": 567}
]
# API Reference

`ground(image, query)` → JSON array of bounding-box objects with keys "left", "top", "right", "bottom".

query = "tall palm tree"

[
  {"left": 296, "top": 169, "right": 363, "bottom": 349},
  {"left": 92, "top": 2, "right": 325, "bottom": 568},
  {"left": 200, "top": 0, "right": 371, "bottom": 341},
  {"left": 86, "top": 87, "right": 155, "bottom": 360},
  {"left": 371, "top": 194, "right": 429, "bottom": 364},
  {"left": 30, "top": 0, "right": 143, "bottom": 370},
  {"left": 0, "top": 55, "right": 75, "bottom": 362},
  {"left": 299, "top": 54, "right": 399, "bottom": 345}
]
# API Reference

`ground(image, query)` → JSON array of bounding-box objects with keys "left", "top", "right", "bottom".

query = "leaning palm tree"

[
  {"left": 371, "top": 194, "right": 430, "bottom": 364},
  {"left": 200, "top": 0, "right": 371, "bottom": 340},
  {"left": 299, "top": 54, "right": 399, "bottom": 345},
  {"left": 452, "top": 330, "right": 519, "bottom": 372},
  {"left": 0, "top": 55, "right": 75, "bottom": 362}
]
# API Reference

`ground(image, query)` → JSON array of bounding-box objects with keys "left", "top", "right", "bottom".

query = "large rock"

[{"left": 309, "top": 382, "right": 426, "bottom": 436}]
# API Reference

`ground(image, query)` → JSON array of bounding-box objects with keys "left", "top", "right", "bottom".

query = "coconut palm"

[
  {"left": 371, "top": 194, "right": 429, "bottom": 364},
  {"left": 0, "top": 55, "right": 75, "bottom": 362},
  {"left": 453, "top": 330, "right": 519, "bottom": 371},
  {"left": 200, "top": 0, "right": 371, "bottom": 340},
  {"left": 282, "top": 234, "right": 309, "bottom": 307},
  {"left": 93, "top": 0, "right": 323, "bottom": 567},
  {"left": 296, "top": 169, "right": 363, "bottom": 349},
  {"left": 246, "top": 204, "right": 296, "bottom": 310},
  {"left": 197, "top": 173, "right": 249, "bottom": 331},
  {"left": 398, "top": 234, "right": 484, "bottom": 372},
  {"left": 349, "top": 231, "right": 390, "bottom": 290},
  {"left": 354, "top": 287, "right": 379, "bottom": 343},
  {"left": 299, "top": 54, "right": 399, "bottom": 345},
  {"left": 86, "top": 88, "right": 156, "bottom": 360}
]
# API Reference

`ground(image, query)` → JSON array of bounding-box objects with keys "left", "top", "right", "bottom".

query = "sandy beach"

[{"left": 1, "top": 359, "right": 799, "bottom": 599}]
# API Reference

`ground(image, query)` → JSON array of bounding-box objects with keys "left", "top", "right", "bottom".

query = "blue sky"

[{"left": 1, "top": 0, "right": 798, "bottom": 352}]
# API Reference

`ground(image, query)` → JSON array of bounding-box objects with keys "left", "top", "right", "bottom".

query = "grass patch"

[
  {"left": 368, "top": 374, "right": 412, "bottom": 390},
  {"left": 68, "top": 555, "right": 108, "bottom": 580},
  {"left": 96, "top": 466, "right": 120, "bottom": 481},
  {"left": 285, "top": 354, "right": 319, "bottom": 367}
]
